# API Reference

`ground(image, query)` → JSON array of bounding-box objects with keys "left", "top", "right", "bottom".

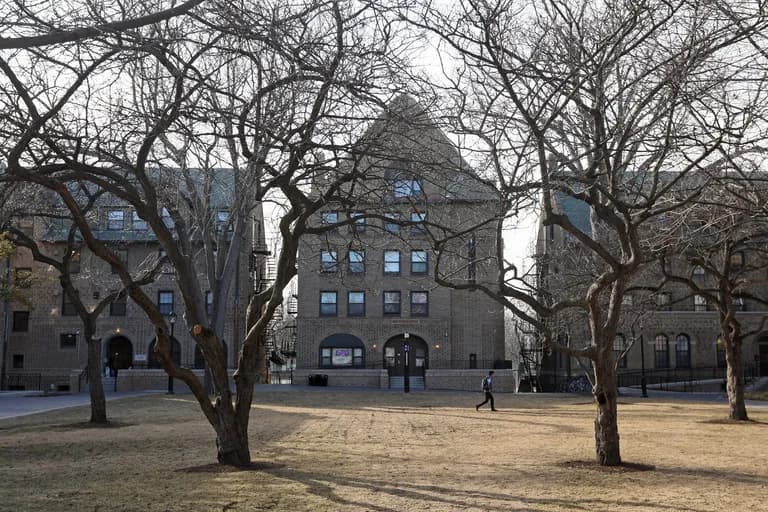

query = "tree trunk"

[
  {"left": 725, "top": 340, "right": 748, "bottom": 421},
  {"left": 213, "top": 402, "right": 251, "bottom": 466},
  {"left": 86, "top": 336, "right": 108, "bottom": 424},
  {"left": 593, "top": 355, "right": 621, "bottom": 466}
]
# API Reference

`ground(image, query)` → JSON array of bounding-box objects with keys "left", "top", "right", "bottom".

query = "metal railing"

[{"left": 5, "top": 373, "right": 70, "bottom": 392}]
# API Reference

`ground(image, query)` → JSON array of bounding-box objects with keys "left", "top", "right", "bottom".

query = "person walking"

[{"left": 476, "top": 370, "right": 497, "bottom": 411}]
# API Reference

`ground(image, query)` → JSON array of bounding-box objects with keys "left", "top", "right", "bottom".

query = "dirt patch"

[{"left": 561, "top": 460, "right": 656, "bottom": 472}]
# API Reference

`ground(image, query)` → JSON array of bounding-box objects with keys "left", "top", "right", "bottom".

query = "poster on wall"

[{"left": 332, "top": 348, "right": 352, "bottom": 366}]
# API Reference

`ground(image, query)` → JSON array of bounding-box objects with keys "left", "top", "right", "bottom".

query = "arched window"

[
  {"left": 675, "top": 334, "right": 691, "bottom": 368},
  {"left": 613, "top": 334, "right": 627, "bottom": 368},
  {"left": 319, "top": 334, "right": 365, "bottom": 368},
  {"left": 654, "top": 334, "right": 670, "bottom": 369}
]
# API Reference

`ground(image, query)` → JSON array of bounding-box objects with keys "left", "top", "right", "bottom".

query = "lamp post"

[
  {"left": 167, "top": 312, "right": 176, "bottom": 395},
  {"left": 403, "top": 332, "right": 410, "bottom": 393},
  {"left": 639, "top": 328, "right": 647, "bottom": 398}
]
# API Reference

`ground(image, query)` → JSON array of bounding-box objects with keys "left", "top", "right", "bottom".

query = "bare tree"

[
  {"left": 655, "top": 177, "right": 768, "bottom": 420},
  {"left": 5, "top": 186, "right": 164, "bottom": 423},
  {"left": 404, "top": 0, "right": 768, "bottom": 465},
  {"left": 0, "top": 0, "right": 406, "bottom": 466}
]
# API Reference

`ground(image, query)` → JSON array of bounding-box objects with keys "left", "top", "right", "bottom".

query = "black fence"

[
  {"left": 4, "top": 373, "right": 70, "bottom": 392},
  {"left": 535, "top": 364, "right": 761, "bottom": 394},
  {"left": 314, "top": 359, "right": 514, "bottom": 371}
]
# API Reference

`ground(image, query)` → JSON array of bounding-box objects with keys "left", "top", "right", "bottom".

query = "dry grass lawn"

[{"left": 1, "top": 389, "right": 766, "bottom": 511}]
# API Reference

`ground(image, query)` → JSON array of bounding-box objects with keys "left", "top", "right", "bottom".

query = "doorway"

[
  {"left": 106, "top": 336, "right": 134, "bottom": 370},
  {"left": 383, "top": 334, "right": 428, "bottom": 389},
  {"left": 760, "top": 344, "right": 768, "bottom": 377}
]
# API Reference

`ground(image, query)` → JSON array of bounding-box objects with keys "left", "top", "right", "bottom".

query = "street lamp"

[
  {"left": 639, "top": 326, "right": 647, "bottom": 398},
  {"left": 167, "top": 312, "right": 176, "bottom": 395},
  {"left": 403, "top": 332, "right": 410, "bottom": 393}
]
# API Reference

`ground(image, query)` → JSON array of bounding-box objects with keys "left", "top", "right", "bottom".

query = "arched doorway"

[
  {"left": 194, "top": 340, "right": 228, "bottom": 369},
  {"left": 383, "top": 334, "right": 428, "bottom": 390},
  {"left": 147, "top": 337, "right": 181, "bottom": 368},
  {"left": 757, "top": 336, "right": 768, "bottom": 376},
  {"left": 107, "top": 336, "right": 133, "bottom": 370}
]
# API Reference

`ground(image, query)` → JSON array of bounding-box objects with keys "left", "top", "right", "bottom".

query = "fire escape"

[{"left": 252, "top": 245, "right": 284, "bottom": 367}]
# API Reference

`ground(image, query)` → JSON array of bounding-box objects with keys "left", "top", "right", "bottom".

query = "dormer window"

[
  {"left": 107, "top": 210, "right": 125, "bottom": 230},
  {"left": 393, "top": 177, "right": 423, "bottom": 198}
]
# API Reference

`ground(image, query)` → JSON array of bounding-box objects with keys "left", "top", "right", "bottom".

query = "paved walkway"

[
  {"left": 0, "top": 390, "right": 163, "bottom": 419},
  {"left": 1, "top": 386, "right": 765, "bottom": 420}
]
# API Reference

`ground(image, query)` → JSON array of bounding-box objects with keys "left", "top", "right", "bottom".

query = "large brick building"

[
  {"left": 294, "top": 96, "right": 509, "bottom": 391},
  {"left": 0, "top": 172, "right": 264, "bottom": 392},
  {"left": 535, "top": 192, "right": 768, "bottom": 392}
]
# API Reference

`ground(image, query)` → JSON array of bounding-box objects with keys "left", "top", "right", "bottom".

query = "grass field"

[{"left": 1, "top": 389, "right": 766, "bottom": 511}]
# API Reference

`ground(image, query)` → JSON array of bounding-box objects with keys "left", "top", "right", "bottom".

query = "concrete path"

[
  {"left": 1, "top": 386, "right": 765, "bottom": 420},
  {"left": 0, "top": 390, "right": 163, "bottom": 419}
]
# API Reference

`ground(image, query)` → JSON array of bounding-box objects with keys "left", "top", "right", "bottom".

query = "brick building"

[
  {"left": 0, "top": 171, "right": 264, "bottom": 392},
  {"left": 294, "top": 96, "right": 509, "bottom": 391},
  {"left": 535, "top": 192, "right": 768, "bottom": 392}
]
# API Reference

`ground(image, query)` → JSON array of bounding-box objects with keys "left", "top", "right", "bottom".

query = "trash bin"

[{"left": 308, "top": 374, "right": 329, "bottom": 386}]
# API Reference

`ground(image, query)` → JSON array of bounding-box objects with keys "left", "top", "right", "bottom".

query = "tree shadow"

[{"left": 254, "top": 464, "right": 705, "bottom": 512}]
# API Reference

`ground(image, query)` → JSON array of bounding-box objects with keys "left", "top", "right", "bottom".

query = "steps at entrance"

[{"left": 389, "top": 376, "right": 425, "bottom": 390}]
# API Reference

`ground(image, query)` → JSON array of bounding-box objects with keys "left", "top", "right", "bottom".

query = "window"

[
  {"left": 716, "top": 341, "right": 726, "bottom": 368},
  {"left": 349, "top": 211, "right": 366, "bottom": 233},
  {"left": 410, "top": 291, "right": 428, "bottom": 317},
  {"left": 216, "top": 210, "right": 231, "bottom": 232},
  {"left": 654, "top": 334, "right": 669, "bottom": 368},
  {"left": 730, "top": 251, "right": 744, "bottom": 269},
  {"left": 320, "top": 251, "right": 338, "bottom": 273},
  {"left": 12, "top": 354, "right": 24, "bottom": 369},
  {"left": 675, "top": 334, "right": 691, "bottom": 368},
  {"left": 348, "top": 291, "right": 365, "bottom": 316},
  {"left": 383, "top": 291, "right": 401, "bottom": 316},
  {"left": 622, "top": 295, "right": 633, "bottom": 306},
  {"left": 14, "top": 268, "right": 32, "bottom": 288},
  {"left": 613, "top": 334, "right": 627, "bottom": 368},
  {"left": 107, "top": 209, "right": 125, "bottom": 230},
  {"left": 393, "top": 177, "right": 423, "bottom": 198},
  {"left": 111, "top": 249, "right": 128, "bottom": 274},
  {"left": 68, "top": 250, "right": 81, "bottom": 274},
  {"left": 468, "top": 237, "right": 477, "bottom": 282},
  {"left": 348, "top": 250, "right": 365, "bottom": 274},
  {"left": 321, "top": 347, "right": 364, "bottom": 367},
  {"left": 161, "top": 207, "right": 174, "bottom": 229},
  {"left": 411, "top": 250, "right": 428, "bottom": 274},
  {"left": 205, "top": 291, "right": 214, "bottom": 316},
  {"left": 410, "top": 212, "right": 426, "bottom": 235},
  {"left": 384, "top": 250, "right": 400, "bottom": 274},
  {"left": 694, "top": 294, "right": 708, "bottom": 312},
  {"left": 733, "top": 296, "right": 746, "bottom": 312},
  {"left": 132, "top": 211, "right": 147, "bottom": 231},
  {"left": 12, "top": 311, "right": 29, "bottom": 332},
  {"left": 384, "top": 213, "right": 400, "bottom": 234},
  {"left": 656, "top": 292, "right": 670, "bottom": 310},
  {"left": 693, "top": 265, "right": 705, "bottom": 276},
  {"left": 110, "top": 294, "right": 127, "bottom": 316},
  {"left": 158, "top": 290, "right": 174, "bottom": 316},
  {"left": 320, "top": 211, "right": 339, "bottom": 228},
  {"left": 320, "top": 291, "right": 338, "bottom": 316},
  {"left": 60, "top": 332, "right": 77, "bottom": 349},
  {"left": 62, "top": 293, "right": 78, "bottom": 316}
]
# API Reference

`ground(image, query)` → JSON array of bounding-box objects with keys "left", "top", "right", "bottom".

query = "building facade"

[
  {"left": 294, "top": 96, "right": 510, "bottom": 391},
  {"left": 0, "top": 174, "right": 263, "bottom": 392},
  {"left": 535, "top": 193, "right": 768, "bottom": 392}
]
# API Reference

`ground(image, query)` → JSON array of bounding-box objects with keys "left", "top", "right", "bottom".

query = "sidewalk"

[{"left": 0, "top": 390, "right": 163, "bottom": 419}]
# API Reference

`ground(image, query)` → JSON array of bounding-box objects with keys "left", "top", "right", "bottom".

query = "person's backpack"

[{"left": 481, "top": 376, "right": 489, "bottom": 391}]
